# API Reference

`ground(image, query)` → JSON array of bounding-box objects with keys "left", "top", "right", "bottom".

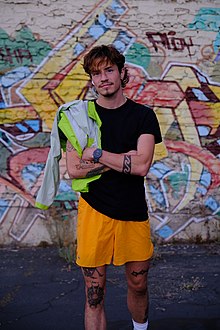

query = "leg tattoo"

[
  {"left": 87, "top": 284, "right": 104, "bottom": 308},
  {"left": 83, "top": 267, "right": 104, "bottom": 279},
  {"left": 131, "top": 269, "right": 148, "bottom": 277}
]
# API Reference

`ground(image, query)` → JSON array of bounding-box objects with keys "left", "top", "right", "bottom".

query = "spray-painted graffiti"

[
  {"left": 0, "top": 48, "right": 33, "bottom": 66},
  {"left": 188, "top": 7, "right": 220, "bottom": 60},
  {"left": 146, "top": 31, "right": 194, "bottom": 56},
  {"left": 0, "top": 0, "right": 219, "bottom": 245},
  {"left": 0, "top": 26, "right": 52, "bottom": 70}
]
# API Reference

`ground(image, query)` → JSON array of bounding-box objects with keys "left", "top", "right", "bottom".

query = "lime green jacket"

[{"left": 35, "top": 100, "right": 101, "bottom": 210}]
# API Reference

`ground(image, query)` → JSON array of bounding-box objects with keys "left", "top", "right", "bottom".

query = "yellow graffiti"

[
  {"left": 20, "top": 1, "right": 121, "bottom": 130},
  {"left": 0, "top": 106, "right": 37, "bottom": 124},
  {"left": 205, "top": 103, "right": 220, "bottom": 135},
  {"left": 163, "top": 66, "right": 201, "bottom": 91},
  {"left": 163, "top": 66, "right": 205, "bottom": 212}
]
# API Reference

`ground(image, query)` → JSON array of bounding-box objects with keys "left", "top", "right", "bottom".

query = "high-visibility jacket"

[{"left": 35, "top": 100, "right": 101, "bottom": 210}]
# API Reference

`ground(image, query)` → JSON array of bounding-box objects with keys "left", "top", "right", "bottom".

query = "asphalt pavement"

[{"left": 0, "top": 243, "right": 219, "bottom": 330}]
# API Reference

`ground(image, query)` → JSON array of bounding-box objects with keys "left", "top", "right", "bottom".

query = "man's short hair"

[{"left": 83, "top": 44, "right": 129, "bottom": 87}]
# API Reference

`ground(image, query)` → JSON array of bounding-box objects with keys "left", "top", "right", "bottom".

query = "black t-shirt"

[{"left": 81, "top": 98, "right": 162, "bottom": 221}]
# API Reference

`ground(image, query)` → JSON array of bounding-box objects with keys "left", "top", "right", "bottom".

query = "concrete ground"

[{"left": 0, "top": 243, "right": 219, "bottom": 330}]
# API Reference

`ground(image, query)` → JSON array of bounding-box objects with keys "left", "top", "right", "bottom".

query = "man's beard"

[
  {"left": 101, "top": 91, "right": 115, "bottom": 97},
  {"left": 99, "top": 84, "right": 120, "bottom": 98}
]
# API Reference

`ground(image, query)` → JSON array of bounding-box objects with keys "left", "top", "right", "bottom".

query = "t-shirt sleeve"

[{"left": 139, "top": 107, "right": 162, "bottom": 144}]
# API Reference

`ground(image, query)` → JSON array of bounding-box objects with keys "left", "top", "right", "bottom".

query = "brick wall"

[{"left": 0, "top": 0, "right": 219, "bottom": 246}]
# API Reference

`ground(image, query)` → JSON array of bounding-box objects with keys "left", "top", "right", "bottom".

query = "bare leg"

[
  {"left": 82, "top": 265, "right": 107, "bottom": 330},
  {"left": 125, "top": 260, "right": 150, "bottom": 323}
]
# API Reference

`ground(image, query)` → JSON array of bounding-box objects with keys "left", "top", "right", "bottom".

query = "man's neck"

[{"left": 96, "top": 93, "right": 127, "bottom": 109}]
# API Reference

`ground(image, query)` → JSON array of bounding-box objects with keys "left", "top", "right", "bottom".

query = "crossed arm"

[{"left": 66, "top": 134, "right": 155, "bottom": 179}]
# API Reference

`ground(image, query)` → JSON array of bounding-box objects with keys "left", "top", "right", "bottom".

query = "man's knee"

[
  {"left": 128, "top": 280, "right": 148, "bottom": 296},
  {"left": 86, "top": 283, "right": 105, "bottom": 308},
  {"left": 127, "top": 271, "right": 148, "bottom": 295},
  {"left": 126, "top": 260, "right": 150, "bottom": 295}
]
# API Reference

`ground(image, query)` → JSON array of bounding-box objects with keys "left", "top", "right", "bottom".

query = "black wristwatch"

[{"left": 93, "top": 148, "right": 102, "bottom": 163}]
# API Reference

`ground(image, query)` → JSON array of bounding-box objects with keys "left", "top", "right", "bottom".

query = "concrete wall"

[{"left": 0, "top": 0, "right": 219, "bottom": 247}]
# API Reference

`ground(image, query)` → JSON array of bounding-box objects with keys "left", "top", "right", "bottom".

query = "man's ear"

[{"left": 120, "top": 67, "right": 125, "bottom": 79}]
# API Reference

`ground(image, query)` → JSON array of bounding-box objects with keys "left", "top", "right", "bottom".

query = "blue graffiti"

[
  {"left": 111, "top": 0, "right": 126, "bottom": 15},
  {"left": 205, "top": 196, "right": 219, "bottom": 212},
  {"left": 0, "top": 199, "right": 9, "bottom": 218},
  {"left": 200, "top": 169, "right": 212, "bottom": 188},
  {"left": 156, "top": 225, "right": 173, "bottom": 239},
  {"left": 22, "top": 163, "right": 44, "bottom": 190},
  {"left": 149, "top": 184, "right": 166, "bottom": 207},
  {"left": 0, "top": 66, "right": 31, "bottom": 88},
  {"left": 192, "top": 88, "right": 209, "bottom": 101},
  {"left": 188, "top": 7, "right": 220, "bottom": 53},
  {"left": 150, "top": 162, "right": 171, "bottom": 179}
]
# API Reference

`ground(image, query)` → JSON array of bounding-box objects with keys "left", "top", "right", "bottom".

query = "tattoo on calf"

[
  {"left": 83, "top": 267, "right": 104, "bottom": 279},
  {"left": 87, "top": 284, "right": 104, "bottom": 308},
  {"left": 123, "top": 155, "right": 131, "bottom": 174},
  {"left": 131, "top": 269, "right": 148, "bottom": 277}
]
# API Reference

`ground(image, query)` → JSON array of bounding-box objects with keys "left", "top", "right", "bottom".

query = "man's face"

[{"left": 90, "top": 59, "right": 123, "bottom": 97}]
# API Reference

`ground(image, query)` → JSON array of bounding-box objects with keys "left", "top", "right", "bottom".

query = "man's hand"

[
  {"left": 82, "top": 147, "right": 97, "bottom": 162},
  {"left": 66, "top": 142, "right": 110, "bottom": 179}
]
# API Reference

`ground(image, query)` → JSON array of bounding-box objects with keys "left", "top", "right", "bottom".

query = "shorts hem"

[
  {"left": 113, "top": 254, "right": 153, "bottom": 266},
  {"left": 76, "top": 254, "right": 153, "bottom": 268},
  {"left": 76, "top": 260, "right": 112, "bottom": 268}
]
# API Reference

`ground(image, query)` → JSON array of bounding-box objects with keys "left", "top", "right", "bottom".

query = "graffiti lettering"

[
  {"left": 146, "top": 31, "right": 193, "bottom": 56},
  {"left": 0, "top": 47, "right": 33, "bottom": 65}
]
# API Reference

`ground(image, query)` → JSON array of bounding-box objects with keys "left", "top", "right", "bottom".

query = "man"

[{"left": 66, "top": 44, "right": 162, "bottom": 330}]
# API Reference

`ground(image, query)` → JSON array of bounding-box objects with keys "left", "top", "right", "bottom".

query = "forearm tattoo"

[
  {"left": 66, "top": 141, "right": 74, "bottom": 152},
  {"left": 86, "top": 165, "right": 107, "bottom": 177},
  {"left": 66, "top": 141, "right": 106, "bottom": 176},
  {"left": 76, "top": 160, "right": 94, "bottom": 170},
  {"left": 123, "top": 155, "right": 131, "bottom": 174}
]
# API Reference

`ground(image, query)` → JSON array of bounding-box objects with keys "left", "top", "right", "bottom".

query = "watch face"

[{"left": 93, "top": 148, "right": 102, "bottom": 162}]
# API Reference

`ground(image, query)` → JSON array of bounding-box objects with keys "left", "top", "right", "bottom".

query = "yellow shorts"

[{"left": 76, "top": 197, "right": 154, "bottom": 267}]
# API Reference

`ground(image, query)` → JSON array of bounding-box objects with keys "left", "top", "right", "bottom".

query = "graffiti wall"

[{"left": 0, "top": 0, "right": 219, "bottom": 246}]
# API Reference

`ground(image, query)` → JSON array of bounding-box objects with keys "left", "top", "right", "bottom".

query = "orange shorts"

[{"left": 76, "top": 197, "right": 154, "bottom": 267}]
